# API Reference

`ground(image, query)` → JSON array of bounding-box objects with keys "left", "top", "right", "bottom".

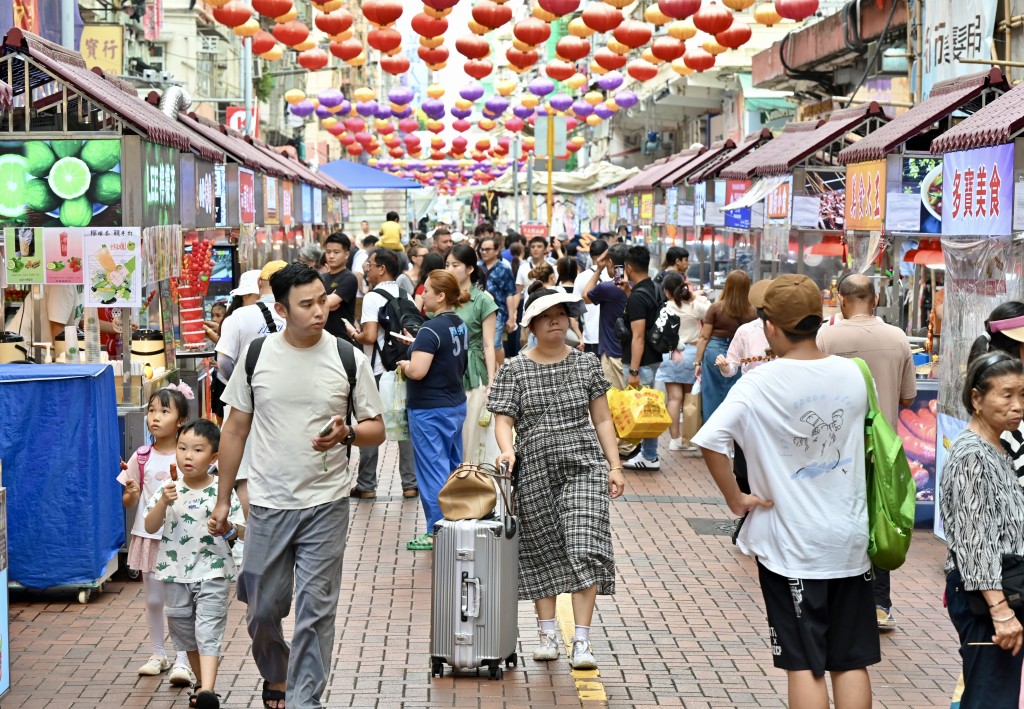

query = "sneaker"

[
  {"left": 623, "top": 452, "right": 660, "bottom": 470},
  {"left": 570, "top": 638, "right": 597, "bottom": 670},
  {"left": 137, "top": 656, "right": 170, "bottom": 676},
  {"left": 167, "top": 662, "right": 195, "bottom": 687},
  {"left": 876, "top": 606, "right": 896, "bottom": 631},
  {"left": 668, "top": 438, "right": 686, "bottom": 451},
  {"left": 349, "top": 488, "right": 376, "bottom": 500},
  {"left": 532, "top": 630, "right": 560, "bottom": 661}
]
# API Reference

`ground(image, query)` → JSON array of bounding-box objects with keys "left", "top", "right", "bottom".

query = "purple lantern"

[
  {"left": 614, "top": 90, "right": 638, "bottom": 109},
  {"left": 459, "top": 82, "right": 485, "bottom": 102},
  {"left": 594, "top": 105, "right": 615, "bottom": 119},
  {"left": 316, "top": 104, "right": 333, "bottom": 119},
  {"left": 450, "top": 106, "right": 472, "bottom": 119},
  {"left": 393, "top": 106, "right": 412, "bottom": 119},
  {"left": 290, "top": 100, "right": 315, "bottom": 118},
  {"left": 528, "top": 77, "right": 555, "bottom": 97},
  {"left": 572, "top": 100, "right": 594, "bottom": 117},
  {"left": 337, "top": 99, "right": 351, "bottom": 115},
  {"left": 375, "top": 104, "right": 393, "bottom": 119},
  {"left": 421, "top": 99, "right": 445, "bottom": 119},
  {"left": 548, "top": 93, "right": 573, "bottom": 112},
  {"left": 355, "top": 100, "right": 378, "bottom": 117},
  {"left": 597, "top": 71, "right": 624, "bottom": 92},
  {"left": 317, "top": 88, "right": 344, "bottom": 108},
  {"left": 512, "top": 104, "right": 534, "bottom": 119},
  {"left": 388, "top": 86, "right": 414, "bottom": 105},
  {"left": 484, "top": 96, "right": 509, "bottom": 114}
]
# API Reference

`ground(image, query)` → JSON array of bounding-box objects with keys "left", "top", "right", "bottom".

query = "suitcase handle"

[{"left": 461, "top": 571, "right": 481, "bottom": 620}]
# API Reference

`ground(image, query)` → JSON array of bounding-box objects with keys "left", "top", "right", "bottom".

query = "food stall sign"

[
  {"left": 142, "top": 141, "right": 178, "bottom": 228},
  {"left": 693, "top": 182, "right": 706, "bottom": 226},
  {"left": 313, "top": 188, "right": 323, "bottom": 225},
  {"left": 724, "top": 180, "right": 752, "bottom": 230},
  {"left": 238, "top": 168, "right": 256, "bottom": 225},
  {"left": 214, "top": 163, "right": 226, "bottom": 227},
  {"left": 942, "top": 143, "right": 1013, "bottom": 235},
  {"left": 281, "top": 180, "right": 294, "bottom": 226},
  {"left": 886, "top": 157, "right": 942, "bottom": 233},
  {"left": 765, "top": 177, "right": 792, "bottom": 221},
  {"left": 845, "top": 160, "right": 886, "bottom": 231},
  {"left": 193, "top": 158, "right": 217, "bottom": 229},
  {"left": 521, "top": 222, "right": 548, "bottom": 238},
  {"left": 301, "top": 183, "right": 313, "bottom": 224},
  {"left": 264, "top": 176, "right": 279, "bottom": 225},
  {"left": 639, "top": 192, "right": 654, "bottom": 221},
  {"left": 82, "top": 227, "right": 142, "bottom": 308}
]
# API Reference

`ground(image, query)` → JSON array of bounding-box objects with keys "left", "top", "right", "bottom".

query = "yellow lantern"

[
  {"left": 321, "top": 116, "right": 338, "bottom": 129},
  {"left": 568, "top": 17, "right": 594, "bottom": 38},
  {"left": 522, "top": 95, "right": 539, "bottom": 109},
  {"left": 479, "top": 118, "right": 496, "bottom": 131},
  {"left": 605, "top": 99, "right": 619, "bottom": 111},
  {"left": 607, "top": 39, "right": 630, "bottom": 55},
  {"left": 671, "top": 58, "right": 694, "bottom": 75},
  {"left": 642, "top": 48, "right": 664, "bottom": 65},
  {"left": 668, "top": 19, "right": 697, "bottom": 40},
  {"left": 723, "top": 0, "right": 756, "bottom": 9},
  {"left": 332, "top": 28, "right": 354, "bottom": 42},
  {"left": 496, "top": 79, "right": 517, "bottom": 96},
  {"left": 644, "top": 5, "right": 671, "bottom": 25},
  {"left": 586, "top": 114, "right": 602, "bottom": 126},
  {"left": 590, "top": 60, "right": 608, "bottom": 75},
  {"left": 512, "top": 38, "right": 534, "bottom": 52},
  {"left": 233, "top": 18, "right": 260, "bottom": 37},
  {"left": 284, "top": 89, "right": 306, "bottom": 105},
  {"left": 424, "top": 5, "right": 453, "bottom": 18},
  {"left": 368, "top": 158, "right": 379, "bottom": 167},
  {"left": 533, "top": 6, "right": 558, "bottom": 22},
  {"left": 468, "top": 19, "right": 488, "bottom": 35},
  {"left": 602, "top": 0, "right": 631, "bottom": 7},
  {"left": 754, "top": 2, "right": 783, "bottom": 25},
  {"left": 509, "top": 64, "right": 527, "bottom": 74},
  {"left": 205, "top": 0, "right": 230, "bottom": 6},
  {"left": 565, "top": 73, "right": 587, "bottom": 90},
  {"left": 293, "top": 37, "right": 316, "bottom": 52},
  {"left": 420, "top": 35, "right": 444, "bottom": 48},
  {"left": 375, "top": 118, "right": 390, "bottom": 131},
  {"left": 347, "top": 52, "right": 367, "bottom": 67},
  {"left": 703, "top": 39, "right": 727, "bottom": 55},
  {"left": 584, "top": 91, "right": 604, "bottom": 106},
  {"left": 260, "top": 45, "right": 284, "bottom": 61},
  {"left": 354, "top": 86, "right": 376, "bottom": 103},
  {"left": 316, "top": 0, "right": 343, "bottom": 10},
  {"left": 427, "top": 84, "right": 445, "bottom": 99},
  {"left": 275, "top": 7, "right": 298, "bottom": 22},
  {"left": 455, "top": 98, "right": 474, "bottom": 110}
]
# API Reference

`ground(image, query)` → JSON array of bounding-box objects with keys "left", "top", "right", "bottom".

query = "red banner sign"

[{"left": 239, "top": 168, "right": 255, "bottom": 224}]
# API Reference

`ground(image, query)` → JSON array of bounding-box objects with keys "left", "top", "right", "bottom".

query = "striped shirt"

[
  {"left": 1000, "top": 427, "right": 1024, "bottom": 482},
  {"left": 941, "top": 430, "right": 1024, "bottom": 590}
]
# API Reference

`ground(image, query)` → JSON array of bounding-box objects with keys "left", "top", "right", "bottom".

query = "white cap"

[
  {"left": 451, "top": 231, "right": 467, "bottom": 243},
  {"left": 230, "top": 269, "right": 261, "bottom": 297}
]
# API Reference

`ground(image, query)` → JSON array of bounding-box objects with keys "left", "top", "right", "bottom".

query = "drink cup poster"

[
  {"left": 942, "top": 143, "right": 1013, "bottom": 235},
  {"left": 4, "top": 227, "right": 44, "bottom": 284},
  {"left": 82, "top": 228, "right": 142, "bottom": 308},
  {"left": 42, "top": 228, "right": 85, "bottom": 284},
  {"left": 0, "top": 139, "right": 122, "bottom": 228}
]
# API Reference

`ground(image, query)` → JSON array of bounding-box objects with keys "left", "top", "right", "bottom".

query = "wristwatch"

[
  {"left": 628, "top": 368, "right": 640, "bottom": 376},
  {"left": 341, "top": 425, "right": 357, "bottom": 446}
]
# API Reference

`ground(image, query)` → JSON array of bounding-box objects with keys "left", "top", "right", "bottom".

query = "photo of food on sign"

[
  {"left": 0, "top": 139, "right": 122, "bottom": 229},
  {"left": 82, "top": 230, "right": 141, "bottom": 308}
]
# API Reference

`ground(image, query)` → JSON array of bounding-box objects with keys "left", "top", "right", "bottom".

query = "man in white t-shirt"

[
  {"left": 5, "top": 284, "right": 82, "bottom": 343},
  {"left": 515, "top": 235, "right": 557, "bottom": 296},
  {"left": 693, "top": 274, "right": 879, "bottom": 709},
  {"left": 344, "top": 247, "right": 418, "bottom": 499},
  {"left": 572, "top": 238, "right": 609, "bottom": 355},
  {"left": 213, "top": 262, "right": 384, "bottom": 709}
]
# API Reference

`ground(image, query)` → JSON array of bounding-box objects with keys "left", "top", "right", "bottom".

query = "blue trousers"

[
  {"left": 701, "top": 336, "right": 739, "bottom": 421},
  {"left": 408, "top": 402, "right": 466, "bottom": 532}
]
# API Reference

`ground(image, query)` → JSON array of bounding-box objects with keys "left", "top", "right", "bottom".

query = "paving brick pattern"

[{"left": 9, "top": 441, "right": 960, "bottom": 708}]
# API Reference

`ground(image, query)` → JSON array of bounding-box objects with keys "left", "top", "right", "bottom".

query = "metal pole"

[
  {"left": 512, "top": 136, "right": 521, "bottom": 232},
  {"left": 546, "top": 112, "right": 554, "bottom": 228},
  {"left": 242, "top": 36, "right": 253, "bottom": 136},
  {"left": 61, "top": 2, "right": 75, "bottom": 49},
  {"left": 527, "top": 156, "right": 535, "bottom": 221}
]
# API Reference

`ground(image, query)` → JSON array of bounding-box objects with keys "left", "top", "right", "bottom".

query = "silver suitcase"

[{"left": 430, "top": 470, "right": 519, "bottom": 680}]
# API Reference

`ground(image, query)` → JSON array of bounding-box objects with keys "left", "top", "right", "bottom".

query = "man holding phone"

[{"left": 583, "top": 243, "right": 629, "bottom": 390}]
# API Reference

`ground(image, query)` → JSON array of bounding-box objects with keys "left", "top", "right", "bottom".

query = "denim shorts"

[
  {"left": 655, "top": 345, "right": 697, "bottom": 384},
  {"left": 494, "top": 312, "right": 506, "bottom": 349}
]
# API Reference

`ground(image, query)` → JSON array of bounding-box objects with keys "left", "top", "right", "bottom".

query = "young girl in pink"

[{"left": 117, "top": 384, "right": 195, "bottom": 687}]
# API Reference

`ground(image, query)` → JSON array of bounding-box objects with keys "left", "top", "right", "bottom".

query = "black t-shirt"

[
  {"left": 323, "top": 269, "right": 358, "bottom": 340},
  {"left": 625, "top": 278, "right": 662, "bottom": 367},
  {"left": 406, "top": 311, "right": 469, "bottom": 409}
]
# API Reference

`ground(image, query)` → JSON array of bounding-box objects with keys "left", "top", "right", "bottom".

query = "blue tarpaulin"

[
  {"left": 0, "top": 364, "right": 123, "bottom": 588},
  {"left": 320, "top": 159, "right": 422, "bottom": 190}
]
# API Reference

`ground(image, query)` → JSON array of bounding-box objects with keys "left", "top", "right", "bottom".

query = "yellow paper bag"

[{"left": 608, "top": 386, "right": 672, "bottom": 440}]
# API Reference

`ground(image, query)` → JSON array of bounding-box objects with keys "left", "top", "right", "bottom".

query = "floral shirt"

[
  {"left": 483, "top": 260, "right": 515, "bottom": 322},
  {"left": 145, "top": 477, "right": 244, "bottom": 583}
]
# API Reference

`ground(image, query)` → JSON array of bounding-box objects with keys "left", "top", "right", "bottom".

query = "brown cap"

[
  {"left": 761, "top": 274, "right": 823, "bottom": 333},
  {"left": 748, "top": 279, "right": 771, "bottom": 308}
]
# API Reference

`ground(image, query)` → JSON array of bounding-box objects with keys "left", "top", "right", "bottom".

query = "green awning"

[{"left": 740, "top": 74, "right": 794, "bottom": 112}]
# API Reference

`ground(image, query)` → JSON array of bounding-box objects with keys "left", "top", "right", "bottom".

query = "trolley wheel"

[
  {"left": 78, "top": 589, "right": 91, "bottom": 604},
  {"left": 126, "top": 568, "right": 140, "bottom": 580},
  {"left": 488, "top": 665, "right": 503, "bottom": 681},
  {"left": 431, "top": 659, "right": 443, "bottom": 678},
  {"left": 505, "top": 653, "right": 518, "bottom": 668}
]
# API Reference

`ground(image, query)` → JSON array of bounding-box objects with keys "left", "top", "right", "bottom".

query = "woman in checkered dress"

[{"left": 488, "top": 288, "right": 625, "bottom": 671}]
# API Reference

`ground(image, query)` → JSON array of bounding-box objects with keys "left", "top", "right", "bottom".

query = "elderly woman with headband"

[
  {"left": 488, "top": 288, "right": 624, "bottom": 671},
  {"left": 970, "top": 301, "right": 1024, "bottom": 478}
]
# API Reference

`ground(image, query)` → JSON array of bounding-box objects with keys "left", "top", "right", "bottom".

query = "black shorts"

[{"left": 757, "top": 560, "right": 880, "bottom": 676}]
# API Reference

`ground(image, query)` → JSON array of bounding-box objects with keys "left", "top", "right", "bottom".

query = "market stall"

[{"left": 320, "top": 157, "right": 421, "bottom": 238}]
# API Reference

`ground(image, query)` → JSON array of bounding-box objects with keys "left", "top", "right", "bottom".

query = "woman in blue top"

[{"left": 397, "top": 270, "right": 470, "bottom": 551}]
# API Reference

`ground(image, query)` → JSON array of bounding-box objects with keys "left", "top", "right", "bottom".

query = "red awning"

[
  {"left": 0, "top": 79, "right": 11, "bottom": 111},
  {"left": 2, "top": 28, "right": 223, "bottom": 162},
  {"left": 247, "top": 138, "right": 350, "bottom": 194},
  {"left": 630, "top": 146, "right": 706, "bottom": 191},
  {"left": 722, "top": 103, "right": 886, "bottom": 178},
  {"left": 179, "top": 112, "right": 290, "bottom": 179},
  {"left": 657, "top": 139, "right": 734, "bottom": 188},
  {"left": 686, "top": 129, "right": 773, "bottom": 184},
  {"left": 931, "top": 76, "right": 1024, "bottom": 154},
  {"left": 607, "top": 155, "right": 675, "bottom": 196},
  {"left": 839, "top": 69, "right": 1008, "bottom": 164}
]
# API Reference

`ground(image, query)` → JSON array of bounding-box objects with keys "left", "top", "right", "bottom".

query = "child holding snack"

[
  {"left": 145, "top": 419, "right": 243, "bottom": 709},
  {"left": 117, "top": 384, "right": 195, "bottom": 686}
]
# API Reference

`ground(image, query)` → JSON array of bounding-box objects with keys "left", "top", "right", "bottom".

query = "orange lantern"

[
  {"left": 568, "top": 17, "right": 595, "bottom": 38},
  {"left": 754, "top": 2, "right": 783, "bottom": 25},
  {"left": 644, "top": 5, "right": 671, "bottom": 24},
  {"left": 668, "top": 19, "right": 697, "bottom": 40}
]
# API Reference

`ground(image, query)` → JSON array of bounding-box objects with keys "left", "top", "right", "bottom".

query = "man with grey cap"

[{"left": 693, "top": 274, "right": 879, "bottom": 709}]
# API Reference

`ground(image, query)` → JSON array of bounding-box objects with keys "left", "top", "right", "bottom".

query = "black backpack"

[
  {"left": 646, "top": 303, "right": 681, "bottom": 355},
  {"left": 372, "top": 287, "right": 425, "bottom": 371}
]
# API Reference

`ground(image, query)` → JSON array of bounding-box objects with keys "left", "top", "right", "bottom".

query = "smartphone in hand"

[
  {"left": 613, "top": 265, "right": 625, "bottom": 285},
  {"left": 317, "top": 418, "right": 336, "bottom": 438}
]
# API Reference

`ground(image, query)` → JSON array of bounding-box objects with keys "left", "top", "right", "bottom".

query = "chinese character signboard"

[
  {"left": 639, "top": 192, "right": 654, "bottom": 221},
  {"left": 301, "top": 183, "right": 313, "bottom": 224},
  {"left": 845, "top": 160, "right": 886, "bottom": 231},
  {"left": 521, "top": 222, "right": 548, "bottom": 239},
  {"left": 142, "top": 141, "right": 178, "bottom": 227},
  {"left": 765, "top": 177, "right": 792, "bottom": 221},
  {"left": 313, "top": 187, "right": 323, "bottom": 225},
  {"left": 79, "top": 24, "right": 123, "bottom": 76},
  {"left": 942, "top": 144, "right": 1012, "bottom": 236},
  {"left": 281, "top": 180, "right": 294, "bottom": 226},
  {"left": 693, "top": 182, "right": 707, "bottom": 226},
  {"left": 264, "top": 176, "right": 279, "bottom": 225},
  {"left": 82, "top": 227, "right": 142, "bottom": 308},
  {"left": 194, "top": 158, "right": 216, "bottom": 229},
  {"left": 724, "top": 180, "right": 752, "bottom": 230},
  {"left": 239, "top": 168, "right": 256, "bottom": 224},
  {"left": 922, "top": 5, "right": 996, "bottom": 98}
]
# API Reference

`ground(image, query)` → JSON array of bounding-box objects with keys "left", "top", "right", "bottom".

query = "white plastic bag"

[{"left": 379, "top": 370, "right": 409, "bottom": 441}]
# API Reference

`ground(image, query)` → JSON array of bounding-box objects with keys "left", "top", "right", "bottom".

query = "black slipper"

[
  {"left": 190, "top": 690, "right": 221, "bottom": 709},
  {"left": 262, "top": 681, "right": 286, "bottom": 709}
]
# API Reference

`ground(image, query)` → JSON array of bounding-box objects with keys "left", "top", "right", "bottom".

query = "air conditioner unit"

[{"left": 662, "top": 130, "right": 676, "bottom": 145}]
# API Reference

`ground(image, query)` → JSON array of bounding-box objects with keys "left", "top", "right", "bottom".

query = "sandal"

[
  {"left": 262, "top": 680, "right": 286, "bottom": 709},
  {"left": 406, "top": 533, "right": 433, "bottom": 551},
  {"left": 189, "top": 690, "right": 221, "bottom": 709}
]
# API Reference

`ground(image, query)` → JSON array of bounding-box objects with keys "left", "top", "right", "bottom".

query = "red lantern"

[
  {"left": 453, "top": 119, "right": 471, "bottom": 132},
  {"left": 250, "top": 31, "right": 276, "bottom": 55},
  {"left": 775, "top": 0, "right": 819, "bottom": 20},
  {"left": 422, "top": 0, "right": 459, "bottom": 13},
  {"left": 506, "top": 47, "right": 539, "bottom": 68},
  {"left": 650, "top": 36, "right": 685, "bottom": 62},
  {"left": 581, "top": 3, "right": 622, "bottom": 32},
  {"left": 505, "top": 117, "right": 525, "bottom": 132},
  {"left": 330, "top": 38, "right": 363, "bottom": 61},
  {"left": 327, "top": 124, "right": 346, "bottom": 136},
  {"left": 418, "top": 45, "right": 449, "bottom": 65},
  {"left": 657, "top": 0, "right": 701, "bottom": 19},
  {"left": 404, "top": 134, "right": 421, "bottom": 147},
  {"left": 361, "top": 0, "right": 403, "bottom": 27},
  {"left": 272, "top": 20, "right": 309, "bottom": 47},
  {"left": 398, "top": 117, "right": 419, "bottom": 133},
  {"left": 367, "top": 27, "right": 402, "bottom": 53},
  {"left": 464, "top": 59, "right": 493, "bottom": 79},
  {"left": 683, "top": 45, "right": 716, "bottom": 71},
  {"left": 252, "top": 0, "right": 291, "bottom": 17},
  {"left": 452, "top": 136, "right": 468, "bottom": 151},
  {"left": 297, "top": 48, "right": 329, "bottom": 71},
  {"left": 472, "top": 1, "right": 513, "bottom": 29},
  {"left": 594, "top": 47, "right": 628, "bottom": 71},
  {"left": 545, "top": 60, "right": 576, "bottom": 82},
  {"left": 693, "top": 1, "right": 733, "bottom": 34},
  {"left": 347, "top": 144, "right": 364, "bottom": 156},
  {"left": 390, "top": 147, "right": 405, "bottom": 159},
  {"left": 380, "top": 54, "right": 410, "bottom": 74},
  {"left": 538, "top": 0, "right": 580, "bottom": 16},
  {"left": 512, "top": 17, "right": 551, "bottom": 46},
  {"left": 345, "top": 117, "right": 366, "bottom": 132},
  {"left": 555, "top": 36, "right": 590, "bottom": 62},
  {"left": 716, "top": 19, "right": 751, "bottom": 48},
  {"left": 455, "top": 35, "right": 490, "bottom": 60},
  {"left": 314, "top": 10, "right": 353, "bottom": 35},
  {"left": 613, "top": 19, "right": 652, "bottom": 48},
  {"left": 411, "top": 12, "right": 447, "bottom": 37},
  {"left": 356, "top": 131, "right": 373, "bottom": 144},
  {"left": 213, "top": 1, "right": 251, "bottom": 28},
  {"left": 626, "top": 59, "right": 658, "bottom": 82}
]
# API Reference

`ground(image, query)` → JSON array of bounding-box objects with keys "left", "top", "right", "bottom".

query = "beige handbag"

[{"left": 438, "top": 463, "right": 514, "bottom": 521}]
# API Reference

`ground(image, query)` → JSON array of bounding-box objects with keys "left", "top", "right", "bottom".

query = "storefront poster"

[
  {"left": 82, "top": 227, "right": 141, "bottom": 308},
  {"left": 3, "top": 227, "right": 43, "bottom": 283},
  {"left": 888, "top": 157, "right": 942, "bottom": 233},
  {"left": 922, "top": 3, "right": 996, "bottom": 98},
  {"left": 805, "top": 170, "right": 845, "bottom": 230},
  {"left": 42, "top": 228, "right": 84, "bottom": 284},
  {"left": 693, "top": 183, "right": 706, "bottom": 226},
  {"left": 264, "top": 176, "right": 279, "bottom": 225},
  {"left": 942, "top": 143, "right": 1012, "bottom": 235},
  {"left": 213, "top": 164, "right": 226, "bottom": 227},
  {"left": 521, "top": 223, "right": 548, "bottom": 238},
  {"left": 194, "top": 159, "right": 216, "bottom": 229},
  {"left": 313, "top": 187, "right": 323, "bottom": 225},
  {"left": 844, "top": 160, "right": 886, "bottom": 231},
  {"left": 934, "top": 412, "right": 968, "bottom": 540},
  {"left": 142, "top": 141, "right": 177, "bottom": 227},
  {"left": 141, "top": 224, "right": 181, "bottom": 284},
  {"left": 765, "top": 177, "right": 792, "bottom": 221},
  {"left": 609, "top": 197, "right": 618, "bottom": 222},
  {"left": 239, "top": 169, "right": 256, "bottom": 224},
  {"left": 301, "top": 183, "right": 313, "bottom": 224},
  {"left": 0, "top": 139, "right": 123, "bottom": 230},
  {"left": 639, "top": 192, "right": 654, "bottom": 221},
  {"left": 897, "top": 389, "right": 938, "bottom": 526},
  {"left": 281, "top": 180, "right": 294, "bottom": 226},
  {"left": 724, "top": 180, "right": 752, "bottom": 229}
]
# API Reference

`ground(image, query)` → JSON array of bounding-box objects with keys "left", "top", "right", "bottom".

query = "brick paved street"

[{"left": 9, "top": 440, "right": 960, "bottom": 708}]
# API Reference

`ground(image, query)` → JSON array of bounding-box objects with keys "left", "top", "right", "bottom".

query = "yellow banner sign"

[
  {"left": 845, "top": 160, "right": 886, "bottom": 231},
  {"left": 640, "top": 192, "right": 654, "bottom": 220},
  {"left": 80, "top": 25, "right": 124, "bottom": 76}
]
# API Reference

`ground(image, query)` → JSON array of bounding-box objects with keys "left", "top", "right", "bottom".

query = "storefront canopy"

[
  {"left": 658, "top": 139, "right": 735, "bottom": 188},
  {"left": 687, "top": 129, "right": 774, "bottom": 184},
  {"left": 630, "top": 146, "right": 706, "bottom": 192},
  {"left": 464, "top": 161, "right": 639, "bottom": 196},
  {"left": 607, "top": 156, "right": 676, "bottom": 196},
  {"left": 320, "top": 159, "right": 422, "bottom": 190},
  {"left": 248, "top": 139, "right": 349, "bottom": 194},
  {"left": 931, "top": 77, "right": 1024, "bottom": 153},
  {"left": 840, "top": 69, "right": 1008, "bottom": 164},
  {"left": 178, "top": 112, "right": 290, "bottom": 179}
]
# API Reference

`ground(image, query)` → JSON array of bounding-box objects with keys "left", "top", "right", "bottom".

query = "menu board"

[
  {"left": 845, "top": 160, "right": 886, "bottom": 231},
  {"left": 886, "top": 157, "right": 942, "bottom": 233},
  {"left": 82, "top": 227, "right": 142, "bottom": 308}
]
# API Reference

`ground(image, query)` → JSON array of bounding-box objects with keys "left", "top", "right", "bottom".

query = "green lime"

[
  {"left": 50, "top": 140, "right": 83, "bottom": 159},
  {"left": 48, "top": 157, "right": 92, "bottom": 200},
  {"left": 0, "top": 154, "right": 28, "bottom": 218},
  {"left": 79, "top": 140, "right": 121, "bottom": 172},
  {"left": 24, "top": 178, "right": 60, "bottom": 212},
  {"left": 59, "top": 195, "right": 93, "bottom": 227},
  {"left": 24, "top": 141, "right": 56, "bottom": 178},
  {"left": 88, "top": 171, "right": 121, "bottom": 205}
]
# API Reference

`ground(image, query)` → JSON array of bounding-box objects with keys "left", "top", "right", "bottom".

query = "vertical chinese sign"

[
  {"left": 844, "top": 160, "right": 886, "bottom": 231},
  {"left": 941, "top": 143, "right": 1013, "bottom": 236}
]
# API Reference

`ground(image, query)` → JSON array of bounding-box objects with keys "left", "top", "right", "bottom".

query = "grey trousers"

[
  {"left": 237, "top": 498, "right": 349, "bottom": 709},
  {"left": 355, "top": 373, "right": 417, "bottom": 492}
]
